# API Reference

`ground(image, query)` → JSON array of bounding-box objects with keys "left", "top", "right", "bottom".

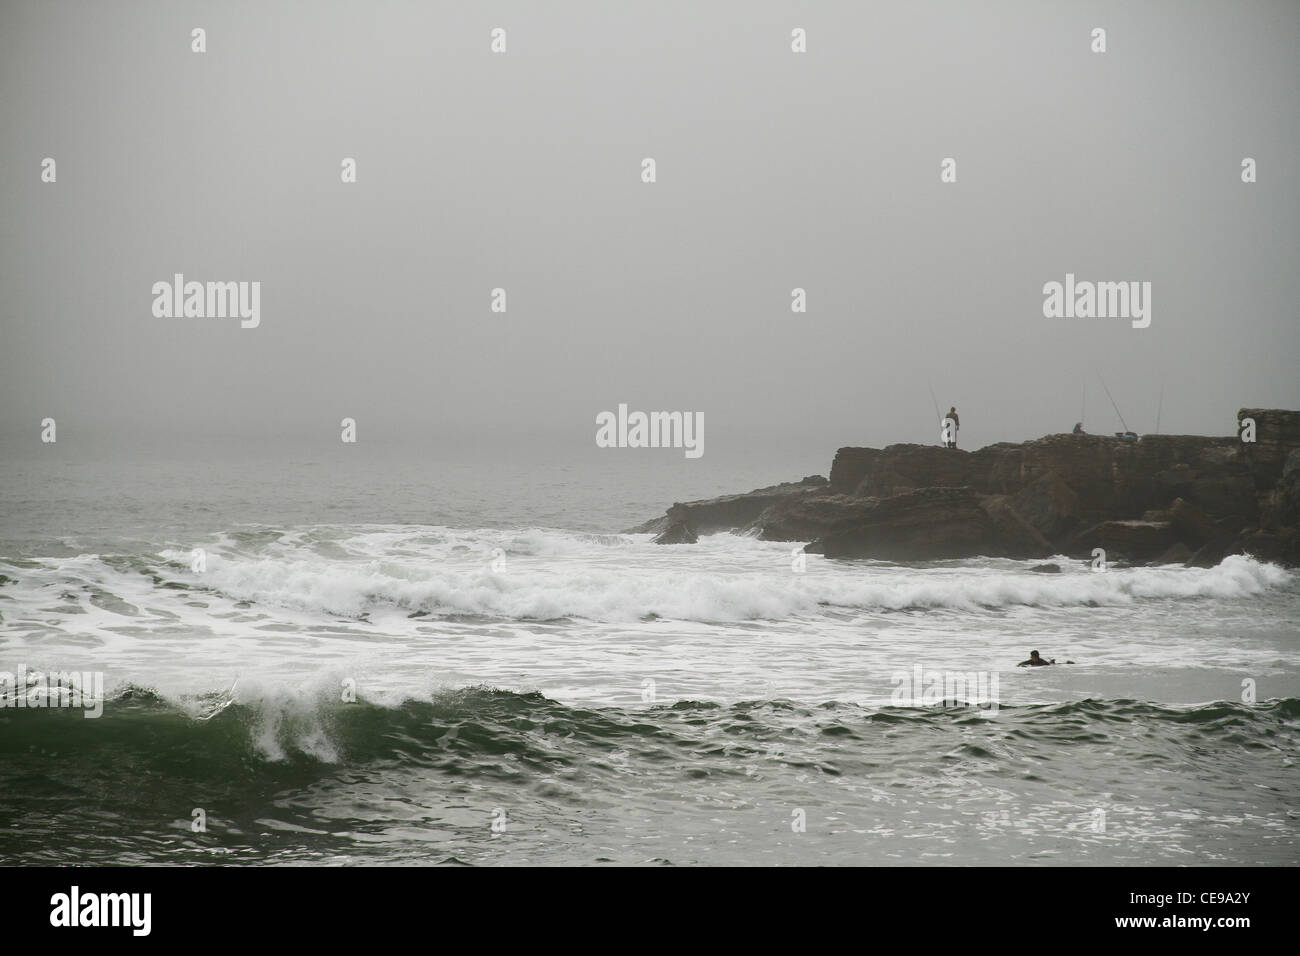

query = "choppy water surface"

[{"left": 1, "top": 448, "right": 1296, "bottom": 865}]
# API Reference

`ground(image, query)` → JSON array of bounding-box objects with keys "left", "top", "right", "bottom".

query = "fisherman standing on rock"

[{"left": 945, "top": 407, "right": 960, "bottom": 448}]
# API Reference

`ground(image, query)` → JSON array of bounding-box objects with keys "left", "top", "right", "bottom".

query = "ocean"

[{"left": 2, "top": 437, "right": 1297, "bottom": 866}]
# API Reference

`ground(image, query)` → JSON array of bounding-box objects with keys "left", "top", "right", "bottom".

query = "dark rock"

[
  {"left": 820, "top": 488, "right": 993, "bottom": 560},
  {"left": 1030, "top": 563, "right": 1062, "bottom": 573},
  {"left": 1007, "top": 434, "right": 1126, "bottom": 512},
  {"left": 1186, "top": 541, "right": 1230, "bottom": 568},
  {"left": 828, "top": 448, "right": 884, "bottom": 494},
  {"left": 1009, "top": 470, "right": 1080, "bottom": 544},
  {"left": 627, "top": 514, "right": 671, "bottom": 535},
  {"left": 1067, "top": 520, "right": 1179, "bottom": 563},
  {"left": 1238, "top": 408, "right": 1300, "bottom": 488},
  {"left": 815, "top": 487, "right": 1050, "bottom": 560},
  {"left": 980, "top": 495, "right": 1055, "bottom": 558},
  {"left": 1116, "top": 435, "right": 1249, "bottom": 517},
  {"left": 853, "top": 444, "right": 975, "bottom": 497},
  {"left": 751, "top": 489, "right": 1052, "bottom": 559},
  {"left": 853, "top": 469, "right": 915, "bottom": 498},
  {"left": 1154, "top": 542, "right": 1194, "bottom": 565},
  {"left": 748, "top": 493, "right": 877, "bottom": 542},
  {"left": 625, "top": 476, "right": 828, "bottom": 536},
  {"left": 1237, "top": 529, "right": 1297, "bottom": 565},
  {"left": 1182, "top": 474, "right": 1257, "bottom": 522},
  {"left": 967, "top": 441, "right": 1031, "bottom": 494},
  {"left": 1167, "top": 497, "right": 1216, "bottom": 549},
  {"left": 1260, "top": 448, "right": 1300, "bottom": 533},
  {"left": 631, "top": 407, "right": 1300, "bottom": 565},
  {"left": 1182, "top": 514, "right": 1250, "bottom": 567},
  {"left": 653, "top": 516, "right": 697, "bottom": 544}
]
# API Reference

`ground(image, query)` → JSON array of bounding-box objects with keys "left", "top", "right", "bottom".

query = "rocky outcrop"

[
  {"left": 1228, "top": 446, "right": 1300, "bottom": 565},
  {"left": 1236, "top": 529, "right": 1298, "bottom": 565},
  {"left": 1009, "top": 470, "right": 1080, "bottom": 542},
  {"left": 980, "top": 495, "right": 1055, "bottom": 558},
  {"left": 810, "top": 488, "right": 998, "bottom": 560},
  {"left": 1115, "top": 435, "right": 1255, "bottom": 522},
  {"left": 746, "top": 493, "right": 878, "bottom": 542},
  {"left": 828, "top": 448, "right": 884, "bottom": 494},
  {"left": 630, "top": 408, "right": 1300, "bottom": 566},
  {"left": 1166, "top": 497, "right": 1216, "bottom": 550},
  {"left": 1155, "top": 542, "right": 1194, "bottom": 565},
  {"left": 753, "top": 487, "right": 1052, "bottom": 558},
  {"left": 1260, "top": 449, "right": 1300, "bottom": 533},
  {"left": 803, "top": 487, "right": 1052, "bottom": 561},
  {"left": 832, "top": 432, "right": 1257, "bottom": 527},
  {"left": 1066, "top": 520, "right": 1179, "bottom": 563},
  {"left": 1239, "top": 408, "right": 1300, "bottom": 488},
  {"left": 626, "top": 476, "right": 827, "bottom": 539},
  {"left": 851, "top": 445, "right": 975, "bottom": 497},
  {"left": 652, "top": 515, "right": 698, "bottom": 544}
]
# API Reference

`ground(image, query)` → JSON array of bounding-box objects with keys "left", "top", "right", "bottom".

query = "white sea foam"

[
  {"left": 2, "top": 531, "right": 1290, "bottom": 627},
  {"left": 153, "top": 531, "right": 1294, "bottom": 623},
  {"left": 0, "top": 528, "right": 1295, "bottom": 723}
]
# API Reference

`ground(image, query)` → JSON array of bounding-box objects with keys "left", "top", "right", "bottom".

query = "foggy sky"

[{"left": 2, "top": 0, "right": 1298, "bottom": 459}]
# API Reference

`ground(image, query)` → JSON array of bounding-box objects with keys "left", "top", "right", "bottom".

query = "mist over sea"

[{"left": 1, "top": 437, "right": 1296, "bottom": 865}]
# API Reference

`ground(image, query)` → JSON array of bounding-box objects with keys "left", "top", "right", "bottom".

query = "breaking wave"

[{"left": 0, "top": 528, "right": 1291, "bottom": 624}]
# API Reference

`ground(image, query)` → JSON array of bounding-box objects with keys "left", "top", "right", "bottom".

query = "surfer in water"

[{"left": 1017, "top": 650, "right": 1075, "bottom": 666}]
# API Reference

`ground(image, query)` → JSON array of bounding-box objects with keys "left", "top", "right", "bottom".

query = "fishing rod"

[
  {"left": 1097, "top": 373, "right": 1131, "bottom": 434},
  {"left": 927, "top": 380, "right": 942, "bottom": 428},
  {"left": 1154, "top": 383, "right": 1164, "bottom": 435}
]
